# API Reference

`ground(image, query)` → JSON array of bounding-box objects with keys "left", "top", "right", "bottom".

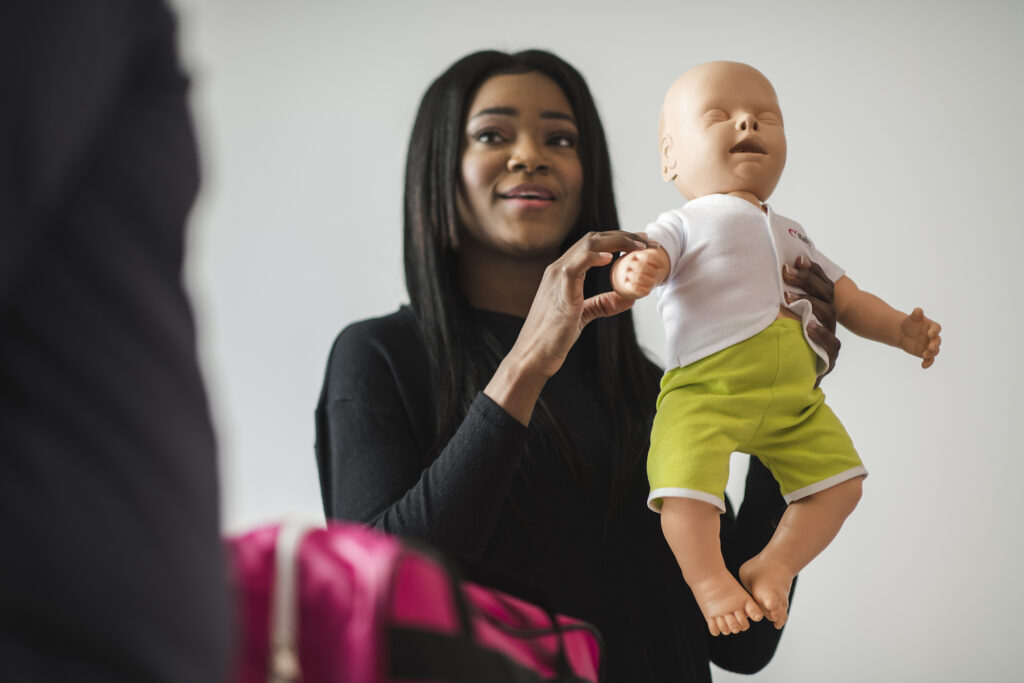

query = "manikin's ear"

[{"left": 660, "top": 134, "right": 677, "bottom": 182}]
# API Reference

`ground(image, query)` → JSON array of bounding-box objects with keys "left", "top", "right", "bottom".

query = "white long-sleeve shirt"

[{"left": 645, "top": 193, "right": 845, "bottom": 374}]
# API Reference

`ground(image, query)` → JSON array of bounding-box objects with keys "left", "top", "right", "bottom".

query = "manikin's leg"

[
  {"left": 739, "top": 477, "right": 864, "bottom": 629},
  {"left": 661, "top": 497, "right": 763, "bottom": 636}
]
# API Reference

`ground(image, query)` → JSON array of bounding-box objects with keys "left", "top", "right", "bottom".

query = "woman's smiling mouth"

[{"left": 498, "top": 183, "right": 557, "bottom": 209}]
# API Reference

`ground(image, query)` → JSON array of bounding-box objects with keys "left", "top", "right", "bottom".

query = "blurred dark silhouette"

[{"left": 0, "top": 1, "right": 230, "bottom": 680}]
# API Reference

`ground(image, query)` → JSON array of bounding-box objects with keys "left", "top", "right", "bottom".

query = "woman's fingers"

[
  {"left": 582, "top": 291, "right": 635, "bottom": 326},
  {"left": 783, "top": 258, "right": 837, "bottom": 333},
  {"left": 780, "top": 258, "right": 842, "bottom": 386},
  {"left": 784, "top": 257, "right": 835, "bottom": 303},
  {"left": 786, "top": 290, "right": 837, "bottom": 334},
  {"left": 555, "top": 231, "right": 649, "bottom": 279},
  {"left": 515, "top": 230, "right": 650, "bottom": 379},
  {"left": 807, "top": 320, "right": 841, "bottom": 387}
]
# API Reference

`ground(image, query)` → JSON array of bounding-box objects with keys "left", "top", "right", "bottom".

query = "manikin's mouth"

[
  {"left": 498, "top": 183, "right": 556, "bottom": 201},
  {"left": 730, "top": 139, "right": 767, "bottom": 155}
]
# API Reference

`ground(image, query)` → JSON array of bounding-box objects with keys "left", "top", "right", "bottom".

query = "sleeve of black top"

[
  {"left": 709, "top": 456, "right": 793, "bottom": 673},
  {"left": 315, "top": 321, "right": 532, "bottom": 560},
  {"left": 0, "top": 1, "right": 153, "bottom": 304}
]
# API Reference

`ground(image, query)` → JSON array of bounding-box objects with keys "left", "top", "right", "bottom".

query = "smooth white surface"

[{"left": 172, "top": 1, "right": 1022, "bottom": 680}]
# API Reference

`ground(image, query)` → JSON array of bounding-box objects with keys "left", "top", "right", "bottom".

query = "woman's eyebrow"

[
  {"left": 470, "top": 106, "right": 517, "bottom": 119},
  {"left": 541, "top": 111, "right": 576, "bottom": 123},
  {"left": 469, "top": 107, "right": 576, "bottom": 123}
]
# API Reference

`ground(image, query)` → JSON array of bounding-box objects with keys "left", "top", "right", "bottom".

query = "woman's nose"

[
  {"left": 736, "top": 114, "right": 759, "bottom": 132},
  {"left": 507, "top": 138, "right": 548, "bottom": 172}
]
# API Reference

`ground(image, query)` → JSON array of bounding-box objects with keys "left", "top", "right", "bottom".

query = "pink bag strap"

[{"left": 269, "top": 520, "right": 321, "bottom": 683}]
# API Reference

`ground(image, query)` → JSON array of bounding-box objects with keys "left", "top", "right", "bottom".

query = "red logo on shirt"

[{"left": 788, "top": 228, "right": 810, "bottom": 246}]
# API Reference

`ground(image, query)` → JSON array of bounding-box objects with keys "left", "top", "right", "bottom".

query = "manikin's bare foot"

[
  {"left": 660, "top": 497, "right": 764, "bottom": 636},
  {"left": 689, "top": 569, "right": 764, "bottom": 636},
  {"left": 739, "top": 553, "right": 794, "bottom": 629},
  {"left": 737, "top": 477, "right": 864, "bottom": 630}
]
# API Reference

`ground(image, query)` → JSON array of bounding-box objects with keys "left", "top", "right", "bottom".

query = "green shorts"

[{"left": 647, "top": 318, "right": 867, "bottom": 513}]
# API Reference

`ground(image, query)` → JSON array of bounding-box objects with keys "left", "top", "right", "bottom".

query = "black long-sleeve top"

[{"left": 316, "top": 306, "right": 789, "bottom": 682}]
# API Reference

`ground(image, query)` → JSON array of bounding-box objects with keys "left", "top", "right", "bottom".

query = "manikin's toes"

[
  {"left": 689, "top": 570, "right": 764, "bottom": 636},
  {"left": 739, "top": 554, "right": 794, "bottom": 629}
]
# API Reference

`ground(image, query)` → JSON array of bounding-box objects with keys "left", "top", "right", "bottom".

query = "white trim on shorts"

[
  {"left": 783, "top": 466, "right": 868, "bottom": 504},
  {"left": 648, "top": 487, "right": 727, "bottom": 514}
]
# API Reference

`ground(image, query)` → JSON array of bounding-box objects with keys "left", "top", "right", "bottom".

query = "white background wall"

[{"left": 172, "top": 1, "right": 1022, "bottom": 680}]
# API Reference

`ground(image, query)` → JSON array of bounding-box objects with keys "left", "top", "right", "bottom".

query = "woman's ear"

[{"left": 660, "top": 134, "right": 677, "bottom": 183}]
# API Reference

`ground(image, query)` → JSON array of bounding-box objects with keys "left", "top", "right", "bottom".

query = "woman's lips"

[
  {"left": 499, "top": 183, "right": 556, "bottom": 201},
  {"left": 498, "top": 183, "right": 556, "bottom": 210}
]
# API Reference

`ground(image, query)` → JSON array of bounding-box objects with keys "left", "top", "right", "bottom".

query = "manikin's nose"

[{"left": 737, "top": 114, "right": 759, "bottom": 132}]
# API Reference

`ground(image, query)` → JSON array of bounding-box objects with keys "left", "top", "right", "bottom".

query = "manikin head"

[{"left": 659, "top": 61, "right": 786, "bottom": 204}]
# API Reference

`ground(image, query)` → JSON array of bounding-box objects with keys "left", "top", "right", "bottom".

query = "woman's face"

[{"left": 457, "top": 71, "right": 583, "bottom": 261}]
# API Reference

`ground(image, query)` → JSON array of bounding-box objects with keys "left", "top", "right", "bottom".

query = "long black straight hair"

[{"left": 403, "top": 49, "right": 659, "bottom": 504}]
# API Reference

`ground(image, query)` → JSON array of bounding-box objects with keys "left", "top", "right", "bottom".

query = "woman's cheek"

[{"left": 461, "top": 154, "right": 498, "bottom": 197}]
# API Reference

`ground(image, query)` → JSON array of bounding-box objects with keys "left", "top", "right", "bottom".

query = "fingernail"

[
  {"left": 633, "top": 240, "right": 646, "bottom": 249},
  {"left": 782, "top": 264, "right": 792, "bottom": 276}
]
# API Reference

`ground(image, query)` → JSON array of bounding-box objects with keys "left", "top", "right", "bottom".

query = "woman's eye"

[
  {"left": 549, "top": 132, "right": 578, "bottom": 148},
  {"left": 473, "top": 130, "right": 505, "bottom": 143}
]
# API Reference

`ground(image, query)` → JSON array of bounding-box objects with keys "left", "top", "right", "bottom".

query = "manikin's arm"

[
  {"left": 610, "top": 244, "right": 671, "bottom": 299},
  {"left": 834, "top": 276, "right": 942, "bottom": 368}
]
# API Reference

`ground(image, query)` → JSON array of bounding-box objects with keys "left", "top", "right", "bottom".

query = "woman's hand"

[
  {"left": 782, "top": 256, "right": 840, "bottom": 387},
  {"left": 518, "top": 230, "right": 649, "bottom": 376},
  {"left": 485, "top": 230, "right": 648, "bottom": 425}
]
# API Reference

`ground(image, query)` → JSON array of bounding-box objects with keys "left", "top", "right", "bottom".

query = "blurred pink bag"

[{"left": 228, "top": 521, "right": 603, "bottom": 683}]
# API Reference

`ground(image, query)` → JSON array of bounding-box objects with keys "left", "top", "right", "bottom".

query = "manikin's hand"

[
  {"left": 782, "top": 256, "right": 841, "bottom": 386},
  {"left": 610, "top": 241, "right": 671, "bottom": 300},
  {"left": 898, "top": 307, "right": 942, "bottom": 368}
]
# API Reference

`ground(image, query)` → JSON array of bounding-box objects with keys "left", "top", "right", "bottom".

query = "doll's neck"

[{"left": 724, "top": 190, "right": 767, "bottom": 211}]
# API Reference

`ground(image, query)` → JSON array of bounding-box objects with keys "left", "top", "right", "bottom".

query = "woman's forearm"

[{"left": 484, "top": 349, "right": 551, "bottom": 426}]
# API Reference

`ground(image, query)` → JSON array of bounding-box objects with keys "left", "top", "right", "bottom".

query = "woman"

[{"left": 315, "top": 49, "right": 841, "bottom": 682}]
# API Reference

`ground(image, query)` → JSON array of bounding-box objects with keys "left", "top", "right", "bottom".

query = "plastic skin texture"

[{"left": 610, "top": 62, "right": 942, "bottom": 636}]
